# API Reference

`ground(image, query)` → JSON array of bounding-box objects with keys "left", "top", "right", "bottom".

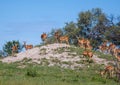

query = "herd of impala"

[{"left": 11, "top": 31, "right": 120, "bottom": 80}]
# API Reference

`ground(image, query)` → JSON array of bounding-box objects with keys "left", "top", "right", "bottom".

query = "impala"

[
  {"left": 98, "top": 45, "right": 108, "bottom": 53},
  {"left": 12, "top": 44, "right": 18, "bottom": 56},
  {"left": 82, "top": 50, "right": 93, "bottom": 59},
  {"left": 114, "top": 49, "right": 120, "bottom": 57},
  {"left": 23, "top": 41, "right": 33, "bottom": 50},
  {"left": 101, "top": 65, "right": 114, "bottom": 78},
  {"left": 107, "top": 43, "right": 116, "bottom": 54},
  {"left": 54, "top": 31, "right": 60, "bottom": 43},
  {"left": 41, "top": 33, "right": 47, "bottom": 41},
  {"left": 83, "top": 39, "right": 92, "bottom": 50},
  {"left": 78, "top": 38, "right": 85, "bottom": 48},
  {"left": 59, "top": 36, "right": 69, "bottom": 44}
]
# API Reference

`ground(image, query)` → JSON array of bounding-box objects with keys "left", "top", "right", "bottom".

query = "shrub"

[{"left": 26, "top": 68, "right": 38, "bottom": 77}]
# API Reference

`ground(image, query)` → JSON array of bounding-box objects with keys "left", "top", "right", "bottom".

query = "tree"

[
  {"left": 91, "top": 8, "right": 108, "bottom": 36},
  {"left": 3, "top": 40, "right": 23, "bottom": 56},
  {"left": 77, "top": 8, "right": 114, "bottom": 49},
  {"left": 43, "top": 8, "right": 120, "bottom": 49},
  {"left": 116, "top": 16, "right": 120, "bottom": 26},
  {"left": 77, "top": 10, "right": 92, "bottom": 37},
  {"left": 0, "top": 50, "right": 3, "bottom": 57},
  {"left": 0, "top": 50, "right": 7, "bottom": 57},
  {"left": 63, "top": 21, "right": 80, "bottom": 44}
]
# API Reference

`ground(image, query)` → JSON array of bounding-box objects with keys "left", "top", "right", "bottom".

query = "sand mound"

[{"left": 1, "top": 43, "right": 111, "bottom": 69}]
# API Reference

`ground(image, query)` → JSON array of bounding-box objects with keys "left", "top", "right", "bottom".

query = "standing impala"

[
  {"left": 41, "top": 33, "right": 47, "bottom": 44},
  {"left": 12, "top": 44, "right": 18, "bottom": 56},
  {"left": 78, "top": 38, "right": 85, "bottom": 48},
  {"left": 82, "top": 50, "right": 93, "bottom": 59},
  {"left": 23, "top": 41, "right": 33, "bottom": 50},
  {"left": 54, "top": 31, "right": 69, "bottom": 44},
  {"left": 100, "top": 65, "right": 114, "bottom": 78},
  {"left": 54, "top": 31, "right": 60, "bottom": 43},
  {"left": 59, "top": 36, "right": 69, "bottom": 44}
]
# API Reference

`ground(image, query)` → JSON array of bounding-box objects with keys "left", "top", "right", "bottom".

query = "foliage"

[
  {"left": 46, "top": 8, "right": 120, "bottom": 49},
  {"left": 63, "top": 21, "right": 80, "bottom": 44},
  {"left": 26, "top": 67, "right": 38, "bottom": 77},
  {"left": 0, "top": 50, "right": 3, "bottom": 57}
]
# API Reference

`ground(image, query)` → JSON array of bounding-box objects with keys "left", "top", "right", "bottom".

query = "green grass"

[
  {"left": 95, "top": 51, "right": 115, "bottom": 61},
  {"left": 0, "top": 62, "right": 119, "bottom": 85}
]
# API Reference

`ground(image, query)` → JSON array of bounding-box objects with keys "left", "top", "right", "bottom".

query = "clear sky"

[{"left": 0, "top": 0, "right": 120, "bottom": 50}]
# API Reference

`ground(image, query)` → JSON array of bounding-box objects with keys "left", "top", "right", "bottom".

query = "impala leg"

[
  {"left": 12, "top": 51, "right": 13, "bottom": 56},
  {"left": 67, "top": 40, "right": 69, "bottom": 45},
  {"left": 12, "top": 51, "right": 15, "bottom": 56}
]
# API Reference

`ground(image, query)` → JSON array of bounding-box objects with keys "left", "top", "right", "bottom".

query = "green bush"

[{"left": 26, "top": 68, "right": 38, "bottom": 77}]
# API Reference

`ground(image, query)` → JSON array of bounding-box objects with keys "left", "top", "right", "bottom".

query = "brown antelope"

[
  {"left": 116, "top": 49, "right": 120, "bottom": 53},
  {"left": 82, "top": 50, "right": 93, "bottom": 59},
  {"left": 100, "top": 65, "right": 114, "bottom": 78},
  {"left": 108, "top": 48, "right": 120, "bottom": 58},
  {"left": 85, "top": 44, "right": 93, "bottom": 51},
  {"left": 12, "top": 44, "right": 18, "bottom": 56},
  {"left": 78, "top": 38, "right": 85, "bottom": 48},
  {"left": 78, "top": 38, "right": 92, "bottom": 50},
  {"left": 115, "top": 49, "right": 120, "bottom": 56},
  {"left": 41, "top": 33, "right": 47, "bottom": 44},
  {"left": 98, "top": 41, "right": 108, "bottom": 52},
  {"left": 59, "top": 36, "right": 69, "bottom": 44},
  {"left": 115, "top": 55, "right": 120, "bottom": 61},
  {"left": 23, "top": 42, "right": 33, "bottom": 50},
  {"left": 86, "top": 51, "right": 93, "bottom": 59},
  {"left": 83, "top": 39, "right": 92, "bottom": 50},
  {"left": 98, "top": 45, "right": 108, "bottom": 53},
  {"left": 107, "top": 43, "right": 116, "bottom": 54},
  {"left": 98, "top": 40, "right": 108, "bottom": 53},
  {"left": 83, "top": 39, "right": 90, "bottom": 46},
  {"left": 54, "top": 31, "right": 60, "bottom": 43}
]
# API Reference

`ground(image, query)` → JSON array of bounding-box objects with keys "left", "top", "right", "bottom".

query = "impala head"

[
  {"left": 54, "top": 31, "right": 60, "bottom": 38},
  {"left": 41, "top": 33, "right": 47, "bottom": 41}
]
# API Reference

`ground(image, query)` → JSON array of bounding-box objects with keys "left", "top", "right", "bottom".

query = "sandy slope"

[
  {"left": 1, "top": 43, "right": 111, "bottom": 69},
  {"left": 1, "top": 43, "right": 69, "bottom": 62}
]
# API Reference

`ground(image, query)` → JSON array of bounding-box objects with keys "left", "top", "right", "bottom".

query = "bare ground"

[{"left": 1, "top": 43, "right": 113, "bottom": 69}]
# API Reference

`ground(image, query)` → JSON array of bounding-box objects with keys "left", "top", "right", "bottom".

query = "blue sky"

[{"left": 0, "top": 0, "right": 120, "bottom": 50}]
